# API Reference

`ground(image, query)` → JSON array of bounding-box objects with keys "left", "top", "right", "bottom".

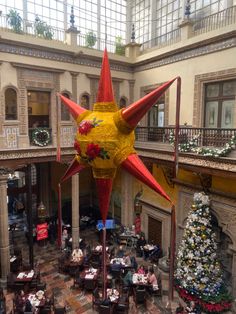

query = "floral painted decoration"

[
  {"left": 74, "top": 141, "right": 110, "bottom": 163},
  {"left": 78, "top": 117, "right": 103, "bottom": 135}
]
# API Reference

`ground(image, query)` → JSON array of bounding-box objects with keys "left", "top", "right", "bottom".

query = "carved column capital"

[{"left": 0, "top": 168, "right": 12, "bottom": 180}]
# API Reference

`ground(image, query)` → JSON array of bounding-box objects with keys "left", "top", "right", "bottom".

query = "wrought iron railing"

[
  {"left": 135, "top": 127, "right": 236, "bottom": 148},
  {"left": 192, "top": 6, "right": 236, "bottom": 35},
  {"left": 0, "top": 14, "right": 125, "bottom": 54},
  {"left": 140, "top": 29, "right": 181, "bottom": 52}
]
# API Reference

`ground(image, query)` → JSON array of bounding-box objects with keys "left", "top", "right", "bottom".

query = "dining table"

[
  {"left": 132, "top": 273, "right": 149, "bottom": 286},
  {"left": 15, "top": 270, "right": 35, "bottom": 283}
]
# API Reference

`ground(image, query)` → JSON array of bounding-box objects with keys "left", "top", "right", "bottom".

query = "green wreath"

[{"left": 32, "top": 128, "right": 50, "bottom": 147}]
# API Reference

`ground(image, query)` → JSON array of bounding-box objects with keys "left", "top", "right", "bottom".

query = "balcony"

[{"left": 135, "top": 127, "right": 236, "bottom": 158}]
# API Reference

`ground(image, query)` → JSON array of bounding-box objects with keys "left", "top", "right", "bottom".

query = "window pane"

[
  {"left": 5, "top": 88, "right": 17, "bottom": 120},
  {"left": 221, "top": 100, "right": 235, "bottom": 128},
  {"left": 61, "top": 93, "right": 70, "bottom": 121},
  {"left": 206, "top": 84, "right": 219, "bottom": 97},
  {"left": 205, "top": 101, "right": 218, "bottom": 127},
  {"left": 28, "top": 91, "right": 50, "bottom": 128},
  {"left": 223, "top": 81, "right": 236, "bottom": 96}
]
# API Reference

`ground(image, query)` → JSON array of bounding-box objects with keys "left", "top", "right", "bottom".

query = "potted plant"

[
  {"left": 115, "top": 36, "right": 125, "bottom": 55},
  {"left": 85, "top": 31, "right": 97, "bottom": 48},
  {"left": 34, "top": 16, "right": 53, "bottom": 40},
  {"left": 7, "top": 9, "right": 22, "bottom": 33}
]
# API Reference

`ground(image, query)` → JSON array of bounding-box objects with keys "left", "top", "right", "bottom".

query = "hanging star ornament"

[{"left": 58, "top": 49, "right": 177, "bottom": 223}]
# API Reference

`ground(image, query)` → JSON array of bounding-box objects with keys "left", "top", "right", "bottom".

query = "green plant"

[
  {"left": 6, "top": 9, "right": 22, "bottom": 33},
  {"left": 34, "top": 16, "right": 53, "bottom": 40},
  {"left": 115, "top": 36, "right": 125, "bottom": 55},
  {"left": 85, "top": 31, "right": 97, "bottom": 48}
]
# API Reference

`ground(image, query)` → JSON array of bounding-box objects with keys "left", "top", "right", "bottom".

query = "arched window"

[
  {"left": 5, "top": 88, "right": 17, "bottom": 120},
  {"left": 81, "top": 94, "right": 90, "bottom": 110},
  {"left": 119, "top": 97, "right": 127, "bottom": 109},
  {"left": 61, "top": 92, "right": 71, "bottom": 121}
]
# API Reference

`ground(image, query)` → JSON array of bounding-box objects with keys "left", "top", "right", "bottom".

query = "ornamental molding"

[
  {"left": 86, "top": 74, "right": 124, "bottom": 83},
  {"left": 11, "top": 62, "right": 65, "bottom": 73},
  {"left": 0, "top": 167, "right": 13, "bottom": 176},
  {"left": 180, "top": 155, "right": 236, "bottom": 172},
  {"left": 0, "top": 42, "right": 133, "bottom": 73},
  {"left": 0, "top": 148, "right": 74, "bottom": 160},
  {"left": 135, "top": 37, "right": 236, "bottom": 72},
  {"left": 137, "top": 149, "right": 236, "bottom": 173}
]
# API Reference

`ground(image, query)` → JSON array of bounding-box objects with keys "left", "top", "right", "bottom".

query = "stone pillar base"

[{"left": 0, "top": 278, "right": 7, "bottom": 288}]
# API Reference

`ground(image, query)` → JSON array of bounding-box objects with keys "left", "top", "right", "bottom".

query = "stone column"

[
  {"left": 39, "top": 163, "right": 50, "bottom": 213},
  {"left": 121, "top": 170, "right": 134, "bottom": 227},
  {"left": 128, "top": 79, "right": 135, "bottom": 104},
  {"left": 125, "top": 42, "right": 142, "bottom": 59},
  {"left": 179, "top": 19, "right": 193, "bottom": 40},
  {"left": 72, "top": 174, "right": 80, "bottom": 249},
  {"left": 70, "top": 72, "right": 78, "bottom": 102},
  {"left": 0, "top": 168, "right": 10, "bottom": 285}
]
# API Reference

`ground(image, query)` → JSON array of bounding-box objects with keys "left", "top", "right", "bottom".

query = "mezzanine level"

[{"left": 1, "top": 126, "right": 236, "bottom": 176}]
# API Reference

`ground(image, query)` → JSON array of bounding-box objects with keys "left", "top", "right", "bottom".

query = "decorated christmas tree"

[{"left": 175, "top": 192, "right": 232, "bottom": 313}]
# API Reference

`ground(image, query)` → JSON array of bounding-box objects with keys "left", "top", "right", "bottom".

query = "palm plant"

[
  {"left": 34, "top": 16, "right": 53, "bottom": 40},
  {"left": 85, "top": 31, "right": 97, "bottom": 48},
  {"left": 7, "top": 9, "right": 22, "bottom": 33}
]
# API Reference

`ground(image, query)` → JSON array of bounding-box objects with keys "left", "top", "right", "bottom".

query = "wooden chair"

[
  {"left": 133, "top": 286, "right": 146, "bottom": 305},
  {"left": 98, "top": 304, "right": 113, "bottom": 314},
  {"left": 36, "top": 281, "right": 47, "bottom": 291},
  {"left": 73, "top": 271, "right": 83, "bottom": 289},
  {"left": 92, "top": 287, "right": 102, "bottom": 310},
  {"left": 54, "top": 306, "right": 66, "bottom": 314},
  {"left": 84, "top": 279, "right": 96, "bottom": 291}
]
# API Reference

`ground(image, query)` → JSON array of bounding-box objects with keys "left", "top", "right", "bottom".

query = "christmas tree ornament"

[{"left": 175, "top": 192, "right": 232, "bottom": 313}]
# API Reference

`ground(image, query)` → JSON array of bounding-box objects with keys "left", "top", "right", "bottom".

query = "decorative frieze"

[
  {"left": 0, "top": 148, "right": 74, "bottom": 160},
  {"left": 137, "top": 149, "right": 236, "bottom": 173},
  {"left": 60, "top": 126, "right": 74, "bottom": 147},
  {"left": 0, "top": 43, "right": 132, "bottom": 73},
  {"left": 3, "top": 127, "right": 19, "bottom": 149},
  {"left": 135, "top": 37, "right": 236, "bottom": 72}
]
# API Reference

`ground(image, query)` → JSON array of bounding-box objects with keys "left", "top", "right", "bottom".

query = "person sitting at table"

[
  {"left": 122, "top": 269, "right": 133, "bottom": 287},
  {"left": 0, "top": 288, "right": 6, "bottom": 314},
  {"left": 72, "top": 247, "right": 83, "bottom": 262},
  {"left": 136, "top": 235, "right": 146, "bottom": 257},
  {"left": 147, "top": 268, "right": 158, "bottom": 292},
  {"left": 24, "top": 299, "right": 32, "bottom": 312},
  {"left": 15, "top": 290, "right": 25, "bottom": 313},
  {"left": 111, "top": 260, "right": 122, "bottom": 272},
  {"left": 116, "top": 246, "right": 125, "bottom": 258},
  {"left": 123, "top": 252, "right": 131, "bottom": 266},
  {"left": 137, "top": 264, "right": 146, "bottom": 275},
  {"left": 61, "top": 228, "right": 68, "bottom": 250}
]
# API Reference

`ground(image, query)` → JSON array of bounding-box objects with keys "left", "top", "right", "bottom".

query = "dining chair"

[
  {"left": 98, "top": 304, "right": 113, "bottom": 314},
  {"left": 54, "top": 306, "right": 66, "bottom": 314},
  {"left": 92, "top": 287, "right": 102, "bottom": 309},
  {"left": 133, "top": 287, "right": 146, "bottom": 305},
  {"left": 84, "top": 279, "right": 96, "bottom": 291}
]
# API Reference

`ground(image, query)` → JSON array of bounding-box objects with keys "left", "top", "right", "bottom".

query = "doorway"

[
  {"left": 148, "top": 216, "right": 162, "bottom": 245},
  {"left": 27, "top": 90, "right": 50, "bottom": 128}
]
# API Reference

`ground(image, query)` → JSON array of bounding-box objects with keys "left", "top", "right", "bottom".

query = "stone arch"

[
  {"left": 79, "top": 92, "right": 90, "bottom": 110},
  {"left": 2, "top": 85, "right": 19, "bottom": 121}
]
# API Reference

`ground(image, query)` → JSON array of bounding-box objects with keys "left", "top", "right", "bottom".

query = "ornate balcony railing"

[
  {"left": 192, "top": 5, "right": 236, "bottom": 35},
  {"left": 135, "top": 127, "right": 236, "bottom": 148}
]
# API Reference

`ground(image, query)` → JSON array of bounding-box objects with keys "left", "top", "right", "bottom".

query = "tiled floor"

[{"left": 5, "top": 215, "right": 177, "bottom": 313}]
